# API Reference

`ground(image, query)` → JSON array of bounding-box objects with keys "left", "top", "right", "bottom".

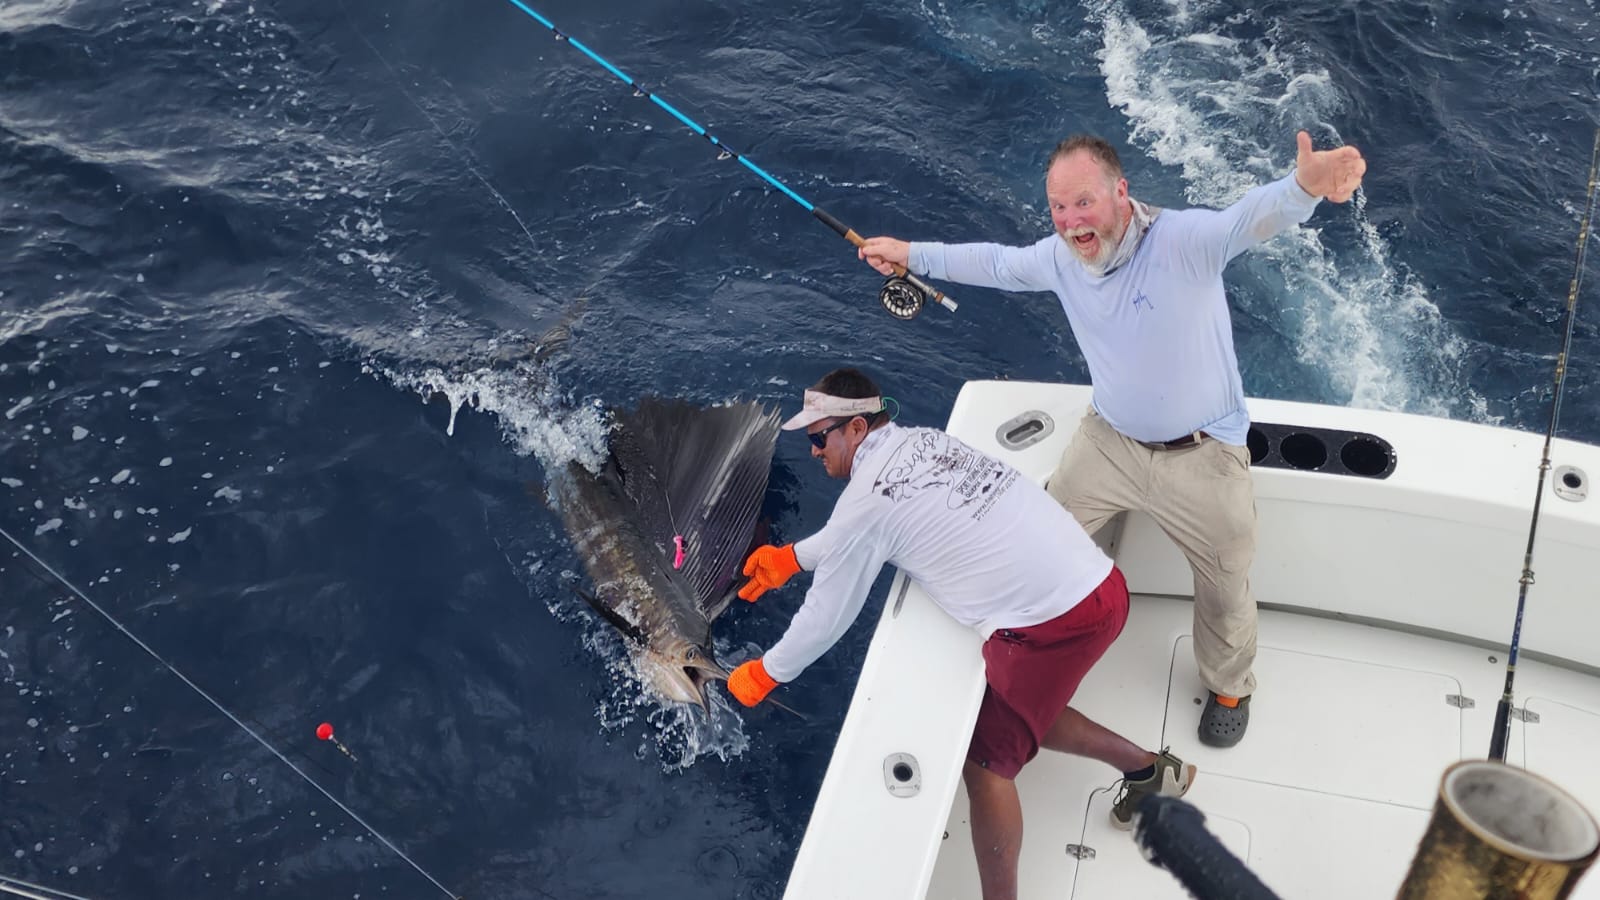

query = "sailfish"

[{"left": 548, "top": 396, "right": 780, "bottom": 712}]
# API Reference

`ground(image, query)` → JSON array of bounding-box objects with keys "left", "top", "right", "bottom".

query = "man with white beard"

[{"left": 856, "top": 131, "right": 1366, "bottom": 749}]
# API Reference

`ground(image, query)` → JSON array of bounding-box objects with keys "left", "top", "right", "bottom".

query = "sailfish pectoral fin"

[
  {"left": 701, "top": 586, "right": 743, "bottom": 624},
  {"left": 571, "top": 586, "right": 647, "bottom": 645}
]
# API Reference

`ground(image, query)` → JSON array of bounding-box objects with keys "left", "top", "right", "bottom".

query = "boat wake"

[{"left": 1088, "top": 0, "right": 1492, "bottom": 422}]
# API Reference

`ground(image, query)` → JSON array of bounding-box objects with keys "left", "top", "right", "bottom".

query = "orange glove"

[
  {"left": 738, "top": 543, "right": 802, "bottom": 602},
  {"left": 728, "top": 658, "right": 781, "bottom": 707}
]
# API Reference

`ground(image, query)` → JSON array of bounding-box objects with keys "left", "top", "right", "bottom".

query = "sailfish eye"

[{"left": 684, "top": 647, "right": 701, "bottom": 660}]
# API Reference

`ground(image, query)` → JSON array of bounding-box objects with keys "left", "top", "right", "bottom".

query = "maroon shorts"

[{"left": 966, "top": 566, "right": 1130, "bottom": 779}]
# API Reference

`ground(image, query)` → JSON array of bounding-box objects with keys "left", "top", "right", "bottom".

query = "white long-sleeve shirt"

[
  {"left": 908, "top": 173, "right": 1322, "bottom": 445},
  {"left": 761, "top": 423, "right": 1113, "bottom": 683}
]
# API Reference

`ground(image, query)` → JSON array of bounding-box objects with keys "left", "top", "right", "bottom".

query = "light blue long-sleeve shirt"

[{"left": 909, "top": 173, "right": 1321, "bottom": 445}]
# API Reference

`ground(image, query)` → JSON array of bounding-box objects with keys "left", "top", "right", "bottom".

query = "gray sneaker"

[{"left": 1110, "top": 749, "right": 1197, "bottom": 831}]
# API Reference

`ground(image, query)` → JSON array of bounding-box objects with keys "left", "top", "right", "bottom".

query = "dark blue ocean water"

[{"left": 3, "top": 0, "right": 1599, "bottom": 896}]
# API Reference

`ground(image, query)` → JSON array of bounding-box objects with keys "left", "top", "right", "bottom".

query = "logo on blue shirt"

[{"left": 1132, "top": 291, "right": 1155, "bottom": 312}]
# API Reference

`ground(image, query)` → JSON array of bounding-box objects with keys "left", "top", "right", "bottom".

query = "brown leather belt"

[{"left": 1138, "top": 430, "right": 1209, "bottom": 451}]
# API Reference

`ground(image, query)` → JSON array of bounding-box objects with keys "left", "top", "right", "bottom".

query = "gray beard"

[{"left": 1078, "top": 198, "right": 1161, "bottom": 277}]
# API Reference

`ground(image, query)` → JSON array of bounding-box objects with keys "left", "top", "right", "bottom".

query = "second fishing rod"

[
  {"left": 1486, "top": 125, "right": 1600, "bottom": 763},
  {"left": 502, "top": 0, "right": 958, "bottom": 321}
]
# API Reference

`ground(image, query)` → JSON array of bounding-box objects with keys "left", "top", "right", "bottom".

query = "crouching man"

[{"left": 730, "top": 367, "right": 1196, "bottom": 900}]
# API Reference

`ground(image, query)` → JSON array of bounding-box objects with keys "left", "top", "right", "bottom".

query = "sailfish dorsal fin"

[{"left": 608, "top": 397, "right": 780, "bottom": 620}]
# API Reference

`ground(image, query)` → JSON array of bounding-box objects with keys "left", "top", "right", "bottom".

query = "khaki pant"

[{"left": 1047, "top": 409, "right": 1258, "bottom": 697}]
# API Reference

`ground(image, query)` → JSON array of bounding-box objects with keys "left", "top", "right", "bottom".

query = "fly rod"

[
  {"left": 500, "top": 0, "right": 958, "bottom": 320},
  {"left": 1487, "top": 125, "right": 1600, "bottom": 762}
]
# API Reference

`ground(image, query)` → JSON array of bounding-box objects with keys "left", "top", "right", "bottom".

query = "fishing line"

[
  {"left": 0, "top": 874, "right": 96, "bottom": 900},
  {"left": 499, "top": 0, "right": 959, "bottom": 321},
  {"left": 332, "top": 0, "right": 544, "bottom": 255},
  {"left": 0, "top": 527, "right": 463, "bottom": 899},
  {"left": 329, "top": 0, "right": 713, "bottom": 329},
  {"left": 1487, "top": 125, "right": 1600, "bottom": 762}
]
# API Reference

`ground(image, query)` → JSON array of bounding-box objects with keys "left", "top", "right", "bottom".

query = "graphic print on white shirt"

[
  {"left": 762, "top": 424, "right": 1112, "bottom": 683},
  {"left": 872, "top": 429, "right": 1016, "bottom": 517}
]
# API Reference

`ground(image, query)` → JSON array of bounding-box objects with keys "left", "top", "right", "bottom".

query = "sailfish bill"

[{"left": 548, "top": 396, "right": 780, "bottom": 712}]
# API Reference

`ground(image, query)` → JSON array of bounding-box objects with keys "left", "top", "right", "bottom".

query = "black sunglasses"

[{"left": 807, "top": 417, "right": 859, "bottom": 450}]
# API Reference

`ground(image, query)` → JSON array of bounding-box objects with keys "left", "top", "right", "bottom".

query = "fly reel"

[{"left": 879, "top": 275, "right": 927, "bottom": 321}]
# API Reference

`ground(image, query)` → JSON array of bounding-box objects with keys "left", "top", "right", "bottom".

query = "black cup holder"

[
  {"left": 1280, "top": 432, "right": 1328, "bottom": 470},
  {"left": 1340, "top": 436, "right": 1393, "bottom": 477},
  {"left": 1247, "top": 428, "right": 1270, "bottom": 465},
  {"left": 1245, "top": 421, "right": 1395, "bottom": 479}
]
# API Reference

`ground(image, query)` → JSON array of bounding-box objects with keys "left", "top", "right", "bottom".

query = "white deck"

[
  {"left": 928, "top": 595, "right": 1600, "bottom": 899},
  {"left": 783, "top": 381, "right": 1600, "bottom": 900}
]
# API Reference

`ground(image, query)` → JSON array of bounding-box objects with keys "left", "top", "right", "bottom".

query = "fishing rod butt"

[
  {"left": 1488, "top": 697, "right": 1514, "bottom": 762},
  {"left": 1134, "top": 794, "right": 1280, "bottom": 899},
  {"left": 901, "top": 272, "right": 958, "bottom": 313}
]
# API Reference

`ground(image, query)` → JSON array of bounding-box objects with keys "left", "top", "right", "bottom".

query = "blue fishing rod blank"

[{"left": 501, "top": 0, "right": 958, "bottom": 319}]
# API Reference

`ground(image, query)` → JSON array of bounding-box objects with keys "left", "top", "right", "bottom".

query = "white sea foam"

[
  {"left": 586, "top": 628, "right": 752, "bottom": 771},
  {"left": 381, "top": 360, "right": 609, "bottom": 475}
]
